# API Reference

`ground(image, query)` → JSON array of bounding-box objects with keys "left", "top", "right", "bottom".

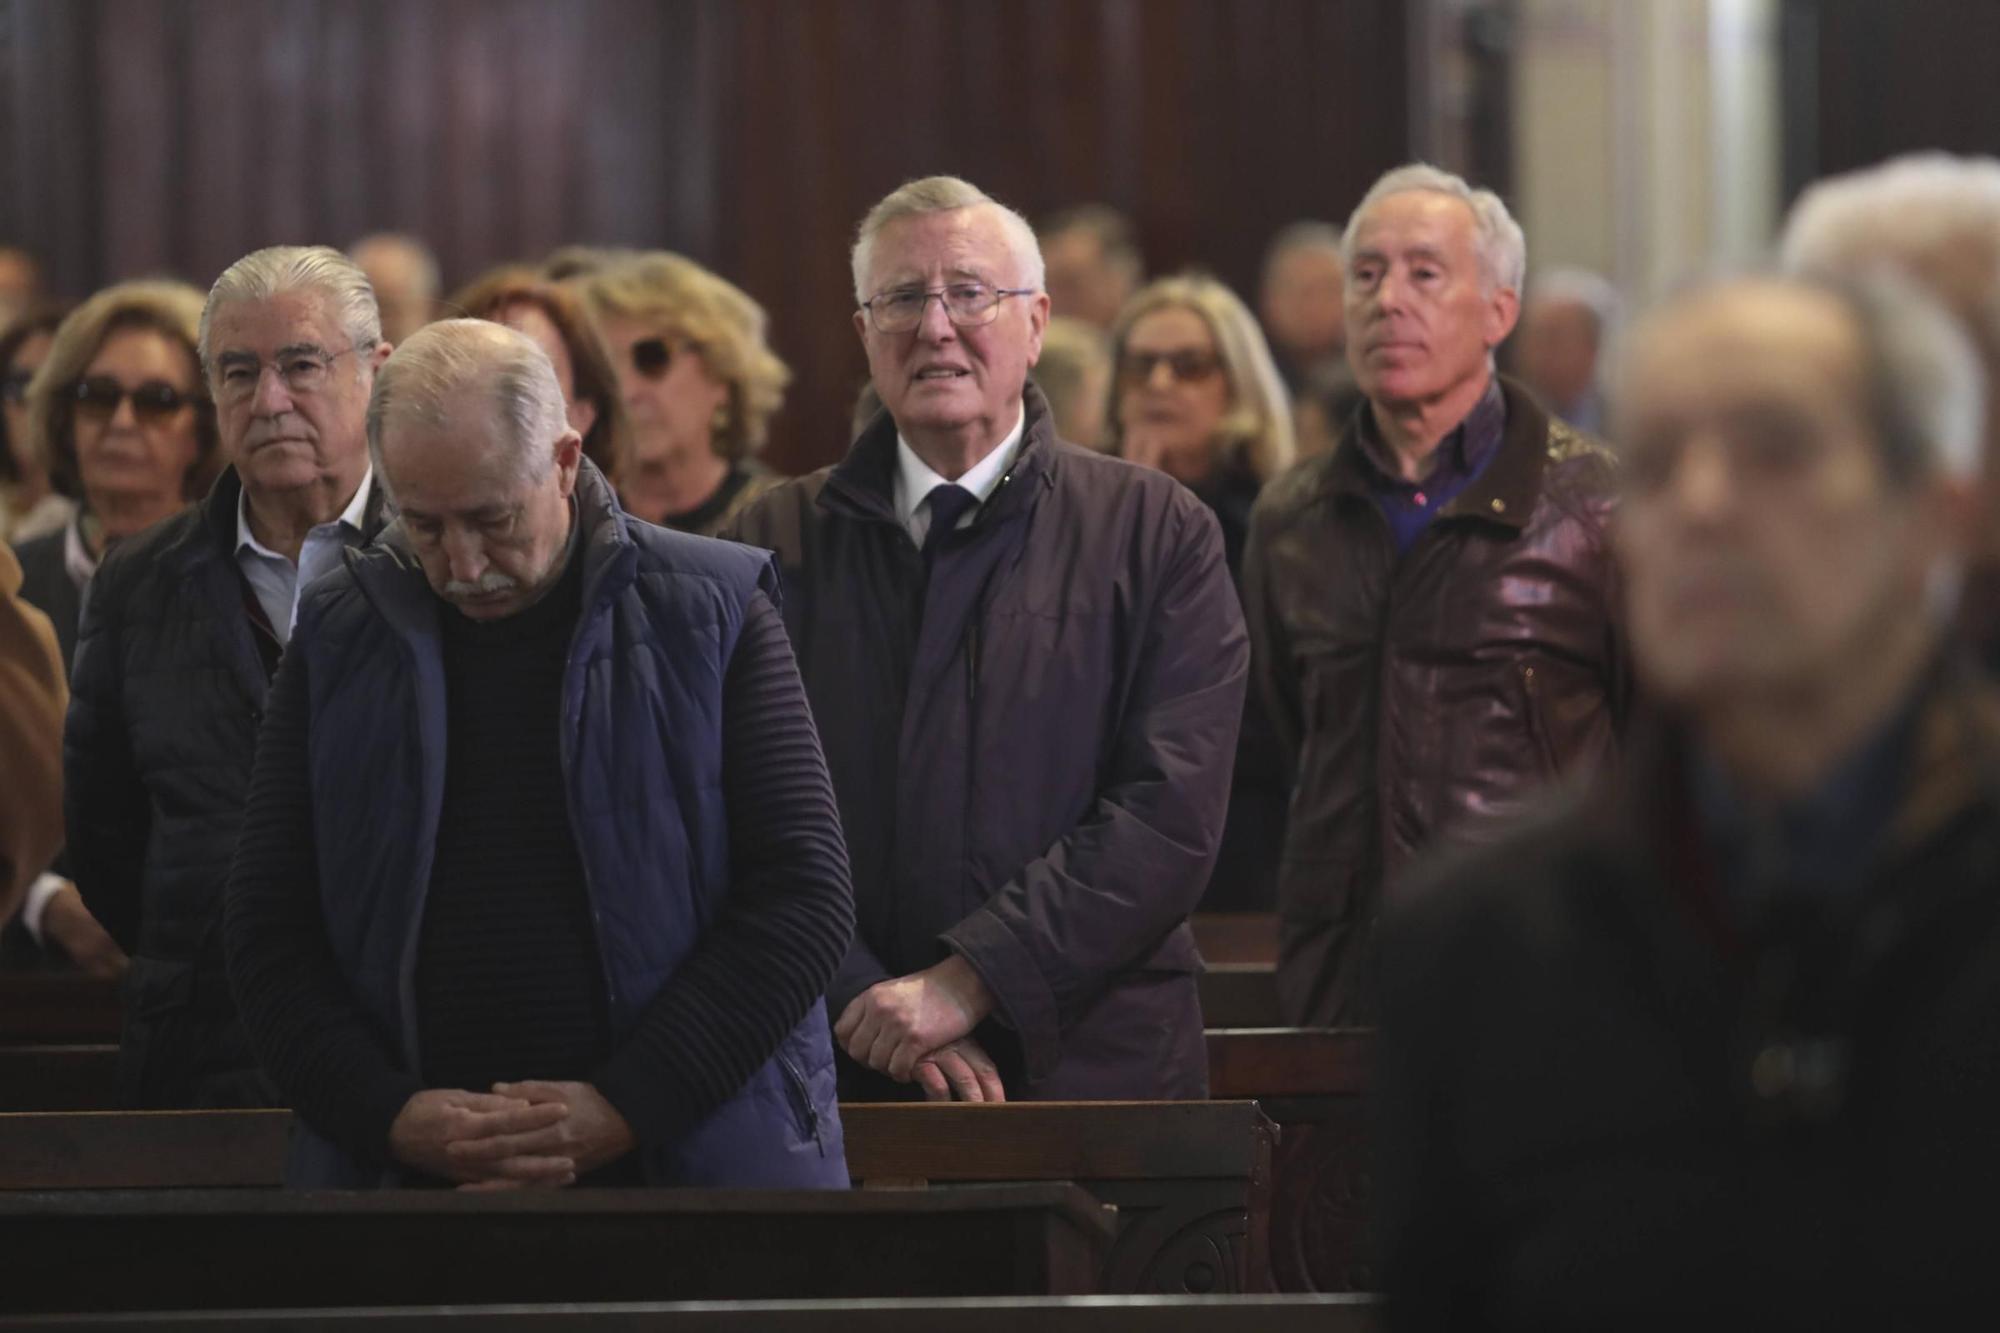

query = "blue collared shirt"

[{"left": 1354, "top": 377, "right": 1508, "bottom": 554}]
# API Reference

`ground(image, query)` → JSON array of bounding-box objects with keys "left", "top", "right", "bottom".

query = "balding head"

[{"left": 368, "top": 320, "right": 583, "bottom": 621}]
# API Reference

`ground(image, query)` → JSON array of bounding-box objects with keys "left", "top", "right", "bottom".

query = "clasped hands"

[
  {"left": 833, "top": 955, "right": 1007, "bottom": 1102},
  {"left": 388, "top": 1080, "right": 635, "bottom": 1190}
]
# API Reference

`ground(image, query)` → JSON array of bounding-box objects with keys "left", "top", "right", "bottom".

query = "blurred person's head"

[
  {"left": 368, "top": 320, "right": 581, "bottom": 623},
  {"left": 1032, "top": 317, "right": 1113, "bottom": 450},
  {"left": 1039, "top": 204, "right": 1143, "bottom": 331},
  {"left": 1342, "top": 163, "right": 1524, "bottom": 417},
  {"left": 201, "top": 246, "right": 388, "bottom": 511},
  {"left": 1106, "top": 273, "right": 1294, "bottom": 486},
  {"left": 449, "top": 265, "right": 629, "bottom": 478},
  {"left": 543, "top": 245, "right": 643, "bottom": 285},
  {"left": 1614, "top": 274, "right": 1980, "bottom": 737},
  {"left": 27, "top": 281, "right": 217, "bottom": 542},
  {"left": 583, "top": 253, "right": 789, "bottom": 470},
  {"left": 1517, "top": 268, "right": 1617, "bottom": 420},
  {"left": 1260, "top": 222, "right": 1348, "bottom": 371},
  {"left": 349, "top": 233, "right": 441, "bottom": 347},
  {"left": 1, "top": 306, "right": 70, "bottom": 495},
  {"left": 0, "top": 247, "right": 44, "bottom": 328},
  {"left": 852, "top": 176, "right": 1049, "bottom": 458},
  {"left": 1780, "top": 153, "right": 2000, "bottom": 534}
]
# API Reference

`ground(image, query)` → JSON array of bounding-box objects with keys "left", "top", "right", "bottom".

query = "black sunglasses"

[
  {"left": 72, "top": 376, "right": 195, "bottom": 424},
  {"left": 2, "top": 369, "right": 32, "bottom": 405},
  {"left": 630, "top": 337, "right": 674, "bottom": 380},
  {"left": 1119, "top": 350, "right": 1225, "bottom": 385}
]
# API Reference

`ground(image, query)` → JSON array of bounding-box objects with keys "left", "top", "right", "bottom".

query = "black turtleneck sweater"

[{"left": 416, "top": 533, "right": 604, "bottom": 1094}]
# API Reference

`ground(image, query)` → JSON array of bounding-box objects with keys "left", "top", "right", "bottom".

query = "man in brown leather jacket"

[{"left": 1243, "top": 164, "right": 1628, "bottom": 1026}]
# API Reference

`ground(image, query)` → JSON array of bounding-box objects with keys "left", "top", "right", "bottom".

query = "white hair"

[
  {"left": 1341, "top": 163, "right": 1527, "bottom": 295},
  {"left": 1779, "top": 152, "right": 2000, "bottom": 364},
  {"left": 349, "top": 232, "right": 442, "bottom": 300},
  {"left": 1841, "top": 270, "right": 1985, "bottom": 485},
  {"left": 851, "top": 175, "right": 1046, "bottom": 305},
  {"left": 366, "top": 319, "right": 569, "bottom": 489},
  {"left": 200, "top": 245, "right": 383, "bottom": 376}
]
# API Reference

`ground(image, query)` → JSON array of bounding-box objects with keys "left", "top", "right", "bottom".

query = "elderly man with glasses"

[
  {"left": 727, "top": 176, "right": 1246, "bottom": 1103},
  {"left": 64, "top": 245, "right": 392, "bottom": 1107}
]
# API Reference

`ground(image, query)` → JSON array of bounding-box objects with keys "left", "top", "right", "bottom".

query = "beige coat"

[{"left": 0, "top": 542, "right": 66, "bottom": 918}]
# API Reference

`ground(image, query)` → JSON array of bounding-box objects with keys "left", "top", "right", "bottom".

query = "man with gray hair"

[
  {"left": 1241, "top": 163, "right": 1628, "bottom": 1026},
  {"left": 225, "top": 319, "right": 853, "bottom": 1188},
  {"left": 1376, "top": 271, "right": 2000, "bottom": 1329},
  {"left": 1516, "top": 266, "right": 1618, "bottom": 433},
  {"left": 729, "top": 175, "right": 1246, "bottom": 1103},
  {"left": 349, "top": 232, "right": 441, "bottom": 346},
  {"left": 64, "top": 244, "right": 394, "bottom": 1106},
  {"left": 1780, "top": 151, "right": 2000, "bottom": 666},
  {"left": 1259, "top": 220, "right": 1350, "bottom": 392}
]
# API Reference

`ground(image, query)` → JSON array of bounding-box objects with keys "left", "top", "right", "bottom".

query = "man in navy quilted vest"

[{"left": 224, "top": 319, "right": 854, "bottom": 1188}]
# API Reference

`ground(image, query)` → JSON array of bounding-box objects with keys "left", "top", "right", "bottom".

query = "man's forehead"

[
  {"left": 1349, "top": 192, "right": 1478, "bottom": 252},
  {"left": 210, "top": 290, "right": 341, "bottom": 350},
  {"left": 871, "top": 208, "right": 1014, "bottom": 280},
  {"left": 1627, "top": 288, "right": 1867, "bottom": 416}
]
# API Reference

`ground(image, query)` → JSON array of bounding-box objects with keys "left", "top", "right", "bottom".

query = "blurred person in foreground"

[{"left": 1378, "top": 272, "right": 2000, "bottom": 1330}]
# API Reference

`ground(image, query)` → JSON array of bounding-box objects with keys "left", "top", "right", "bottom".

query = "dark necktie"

[{"left": 921, "top": 483, "right": 979, "bottom": 561}]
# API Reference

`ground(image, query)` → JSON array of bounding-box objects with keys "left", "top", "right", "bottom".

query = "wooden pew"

[
  {"left": 0, "top": 1042, "right": 119, "bottom": 1111},
  {"left": 0, "top": 1101, "right": 1276, "bottom": 1295},
  {"left": 1189, "top": 913, "right": 1277, "bottom": 965},
  {"left": 1196, "top": 963, "right": 1280, "bottom": 1028},
  {"left": 1207, "top": 1028, "right": 1374, "bottom": 1294},
  {"left": 0, "top": 1294, "right": 1382, "bottom": 1331},
  {"left": 0, "top": 972, "right": 122, "bottom": 1043},
  {"left": 0, "top": 1184, "right": 1114, "bottom": 1312}
]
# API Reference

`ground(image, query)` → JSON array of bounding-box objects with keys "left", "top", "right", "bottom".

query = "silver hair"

[
  {"left": 1341, "top": 163, "right": 1527, "bottom": 295},
  {"left": 200, "top": 245, "right": 383, "bottom": 376},
  {"left": 1779, "top": 151, "right": 2000, "bottom": 364},
  {"left": 1262, "top": 220, "right": 1344, "bottom": 284},
  {"left": 851, "top": 175, "right": 1046, "bottom": 306},
  {"left": 366, "top": 318, "right": 569, "bottom": 490},
  {"left": 1838, "top": 270, "right": 1985, "bottom": 485}
]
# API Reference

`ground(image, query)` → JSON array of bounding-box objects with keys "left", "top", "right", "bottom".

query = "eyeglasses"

[
  {"left": 213, "top": 344, "right": 366, "bottom": 405},
  {"left": 860, "top": 283, "right": 1038, "bottom": 335},
  {"left": 629, "top": 337, "right": 678, "bottom": 381},
  {"left": 1119, "top": 349, "right": 1225, "bottom": 385},
  {"left": 72, "top": 376, "right": 196, "bottom": 424},
  {"left": 2, "top": 369, "right": 32, "bottom": 405}
]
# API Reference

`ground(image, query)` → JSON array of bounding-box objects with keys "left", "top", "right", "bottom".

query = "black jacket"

[
  {"left": 1376, "top": 665, "right": 2000, "bottom": 1331},
  {"left": 727, "top": 386, "right": 1248, "bottom": 1099},
  {"left": 64, "top": 465, "right": 387, "bottom": 1106}
]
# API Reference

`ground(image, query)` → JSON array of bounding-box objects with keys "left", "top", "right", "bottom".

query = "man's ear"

[
  {"left": 1485, "top": 286, "right": 1522, "bottom": 352},
  {"left": 369, "top": 341, "right": 394, "bottom": 371},
  {"left": 554, "top": 429, "right": 584, "bottom": 496}
]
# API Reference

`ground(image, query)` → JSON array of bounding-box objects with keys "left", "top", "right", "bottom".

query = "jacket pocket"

[{"left": 776, "top": 1052, "right": 827, "bottom": 1158}]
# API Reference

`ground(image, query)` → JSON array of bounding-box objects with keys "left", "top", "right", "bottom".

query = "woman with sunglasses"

[
  {"left": 1106, "top": 273, "right": 1295, "bottom": 580},
  {"left": 14, "top": 280, "right": 216, "bottom": 668},
  {"left": 583, "top": 253, "right": 789, "bottom": 537},
  {"left": 0, "top": 305, "right": 75, "bottom": 547}
]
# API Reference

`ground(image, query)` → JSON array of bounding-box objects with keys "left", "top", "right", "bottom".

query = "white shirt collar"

[
  {"left": 236, "top": 467, "right": 373, "bottom": 561},
  {"left": 892, "top": 406, "right": 1026, "bottom": 532}
]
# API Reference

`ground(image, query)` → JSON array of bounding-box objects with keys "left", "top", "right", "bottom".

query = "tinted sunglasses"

[
  {"left": 1119, "top": 349, "right": 1224, "bottom": 385},
  {"left": 630, "top": 337, "right": 675, "bottom": 380},
  {"left": 2, "top": 369, "right": 32, "bottom": 404},
  {"left": 72, "top": 376, "right": 194, "bottom": 424}
]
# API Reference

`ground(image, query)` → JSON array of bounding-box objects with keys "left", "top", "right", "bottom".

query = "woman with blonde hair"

[
  {"left": 1106, "top": 272, "right": 1294, "bottom": 577},
  {"left": 14, "top": 280, "right": 216, "bottom": 667},
  {"left": 583, "top": 253, "right": 789, "bottom": 537}
]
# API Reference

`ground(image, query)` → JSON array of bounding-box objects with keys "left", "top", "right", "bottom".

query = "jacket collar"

[
  {"left": 1326, "top": 375, "right": 1554, "bottom": 532},
  {"left": 821, "top": 381, "right": 1059, "bottom": 531},
  {"left": 167, "top": 464, "right": 393, "bottom": 576}
]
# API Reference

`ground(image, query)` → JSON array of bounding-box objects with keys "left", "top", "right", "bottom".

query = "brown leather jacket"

[{"left": 1243, "top": 376, "right": 1629, "bottom": 1025}]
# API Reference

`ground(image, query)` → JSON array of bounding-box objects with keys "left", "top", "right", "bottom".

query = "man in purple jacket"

[{"left": 728, "top": 176, "right": 1248, "bottom": 1102}]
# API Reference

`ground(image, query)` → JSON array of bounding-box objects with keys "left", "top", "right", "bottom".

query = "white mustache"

[{"left": 444, "top": 572, "right": 518, "bottom": 597}]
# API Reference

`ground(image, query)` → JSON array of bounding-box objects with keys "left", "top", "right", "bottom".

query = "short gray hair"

[
  {"left": 1526, "top": 267, "right": 1620, "bottom": 343},
  {"left": 1341, "top": 163, "right": 1527, "bottom": 295},
  {"left": 1779, "top": 152, "right": 2000, "bottom": 367},
  {"left": 851, "top": 175, "right": 1046, "bottom": 305},
  {"left": 1262, "top": 220, "right": 1344, "bottom": 287},
  {"left": 366, "top": 319, "right": 569, "bottom": 489},
  {"left": 1839, "top": 270, "right": 1985, "bottom": 485},
  {"left": 200, "top": 245, "right": 383, "bottom": 376}
]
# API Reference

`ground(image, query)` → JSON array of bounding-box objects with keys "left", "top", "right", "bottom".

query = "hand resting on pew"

[
  {"left": 835, "top": 954, "right": 1003, "bottom": 1095},
  {"left": 912, "top": 1037, "right": 1007, "bottom": 1103},
  {"left": 387, "top": 1085, "right": 630, "bottom": 1188}
]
